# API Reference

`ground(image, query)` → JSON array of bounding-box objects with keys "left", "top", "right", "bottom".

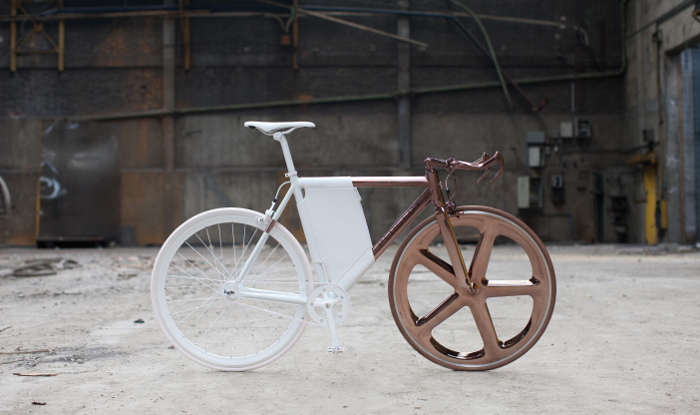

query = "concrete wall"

[
  {"left": 625, "top": 0, "right": 700, "bottom": 243},
  {"left": 0, "top": 0, "right": 629, "bottom": 246}
]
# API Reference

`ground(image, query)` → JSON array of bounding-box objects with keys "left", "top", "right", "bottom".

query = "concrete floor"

[{"left": 0, "top": 244, "right": 699, "bottom": 414}]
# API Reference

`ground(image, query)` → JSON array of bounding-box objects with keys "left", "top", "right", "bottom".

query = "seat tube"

[{"left": 274, "top": 132, "right": 304, "bottom": 202}]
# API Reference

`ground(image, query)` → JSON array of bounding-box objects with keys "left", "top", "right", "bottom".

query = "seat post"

[
  {"left": 273, "top": 132, "right": 304, "bottom": 202},
  {"left": 273, "top": 132, "right": 296, "bottom": 175}
]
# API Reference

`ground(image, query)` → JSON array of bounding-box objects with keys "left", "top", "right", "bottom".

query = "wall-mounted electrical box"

[
  {"left": 517, "top": 176, "right": 543, "bottom": 209},
  {"left": 550, "top": 173, "right": 565, "bottom": 205},
  {"left": 576, "top": 118, "right": 591, "bottom": 138},
  {"left": 560, "top": 119, "right": 592, "bottom": 139},
  {"left": 528, "top": 147, "right": 544, "bottom": 168},
  {"left": 550, "top": 174, "right": 564, "bottom": 188},
  {"left": 560, "top": 121, "right": 574, "bottom": 138},
  {"left": 526, "top": 131, "right": 546, "bottom": 144}
]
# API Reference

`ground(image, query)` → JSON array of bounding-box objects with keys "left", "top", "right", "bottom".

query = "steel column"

[
  {"left": 397, "top": 0, "right": 411, "bottom": 169},
  {"left": 10, "top": 0, "right": 16, "bottom": 72},
  {"left": 163, "top": 0, "right": 176, "bottom": 172}
]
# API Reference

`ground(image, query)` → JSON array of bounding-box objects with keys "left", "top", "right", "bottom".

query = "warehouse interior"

[
  {"left": 0, "top": 0, "right": 699, "bottom": 247},
  {"left": 3, "top": 2, "right": 700, "bottom": 413}
]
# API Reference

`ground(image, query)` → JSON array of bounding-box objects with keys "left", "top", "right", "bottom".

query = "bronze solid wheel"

[{"left": 388, "top": 206, "right": 556, "bottom": 370}]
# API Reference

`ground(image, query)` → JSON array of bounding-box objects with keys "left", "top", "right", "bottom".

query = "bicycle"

[{"left": 151, "top": 121, "right": 556, "bottom": 371}]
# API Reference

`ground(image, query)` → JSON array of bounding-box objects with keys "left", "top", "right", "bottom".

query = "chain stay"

[{"left": 229, "top": 281, "right": 351, "bottom": 329}]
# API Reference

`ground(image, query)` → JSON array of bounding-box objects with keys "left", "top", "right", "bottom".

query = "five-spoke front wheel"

[{"left": 388, "top": 206, "right": 556, "bottom": 370}]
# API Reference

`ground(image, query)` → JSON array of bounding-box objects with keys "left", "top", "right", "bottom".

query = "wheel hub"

[{"left": 222, "top": 281, "right": 240, "bottom": 297}]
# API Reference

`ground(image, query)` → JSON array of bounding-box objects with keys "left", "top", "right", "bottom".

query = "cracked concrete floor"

[{"left": 1, "top": 244, "right": 699, "bottom": 414}]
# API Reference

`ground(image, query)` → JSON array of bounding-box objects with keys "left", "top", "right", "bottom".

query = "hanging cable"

[{"left": 447, "top": 0, "right": 513, "bottom": 111}]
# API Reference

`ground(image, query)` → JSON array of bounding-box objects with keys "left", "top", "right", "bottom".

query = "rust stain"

[
  {"left": 120, "top": 119, "right": 163, "bottom": 168},
  {"left": 0, "top": 173, "right": 40, "bottom": 247},
  {"left": 121, "top": 172, "right": 184, "bottom": 246},
  {"left": 94, "top": 20, "right": 129, "bottom": 58},
  {"left": 141, "top": 18, "right": 156, "bottom": 55}
]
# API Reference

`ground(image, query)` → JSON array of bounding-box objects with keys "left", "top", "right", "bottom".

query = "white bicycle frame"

[
  {"left": 222, "top": 130, "right": 378, "bottom": 349},
  {"left": 223, "top": 127, "right": 503, "bottom": 351}
]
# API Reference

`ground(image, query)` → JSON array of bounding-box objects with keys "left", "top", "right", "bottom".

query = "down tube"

[
  {"left": 335, "top": 188, "right": 432, "bottom": 291},
  {"left": 371, "top": 188, "right": 432, "bottom": 258}
]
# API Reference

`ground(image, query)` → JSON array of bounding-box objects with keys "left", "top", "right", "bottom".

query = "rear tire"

[{"left": 151, "top": 208, "right": 312, "bottom": 371}]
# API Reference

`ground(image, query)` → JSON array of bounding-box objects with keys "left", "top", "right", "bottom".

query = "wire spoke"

[
  {"left": 167, "top": 269, "right": 222, "bottom": 291},
  {"left": 182, "top": 294, "right": 221, "bottom": 336},
  {"left": 176, "top": 253, "right": 224, "bottom": 289},
  {"left": 248, "top": 243, "right": 281, "bottom": 282},
  {"left": 172, "top": 289, "right": 222, "bottom": 326},
  {"left": 249, "top": 252, "right": 288, "bottom": 282},
  {"left": 156, "top": 215, "right": 309, "bottom": 365},
  {"left": 232, "top": 223, "right": 237, "bottom": 277},
  {"left": 205, "top": 227, "right": 218, "bottom": 276},
  {"left": 186, "top": 240, "right": 228, "bottom": 280},
  {"left": 194, "top": 234, "right": 232, "bottom": 279},
  {"left": 218, "top": 224, "right": 226, "bottom": 279},
  {"left": 230, "top": 228, "right": 260, "bottom": 280},
  {"left": 171, "top": 298, "right": 223, "bottom": 320},
  {"left": 167, "top": 297, "right": 220, "bottom": 303},
  {"left": 195, "top": 301, "right": 230, "bottom": 346},
  {"left": 247, "top": 263, "right": 295, "bottom": 280},
  {"left": 165, "top": 284, "right": 214, "bottom": 289},
  {"left": 236, "top": 303, "right": 259, "bottom": 354}
]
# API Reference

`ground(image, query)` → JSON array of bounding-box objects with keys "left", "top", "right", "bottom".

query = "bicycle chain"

[{"left": 226, "top": 280, "right": 351, "bottom": 329}]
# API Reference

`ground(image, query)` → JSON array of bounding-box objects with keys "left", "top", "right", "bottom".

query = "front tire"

[{"left": 388, "top": 206, "right": 556, "bottom": 370}]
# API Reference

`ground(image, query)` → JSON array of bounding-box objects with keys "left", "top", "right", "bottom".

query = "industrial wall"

[
  {"left": 0, "top": 0, "right": 630, "bottom": 246},
  {"left": 625, "top": 0, "right": 700, "bottom": 245}
]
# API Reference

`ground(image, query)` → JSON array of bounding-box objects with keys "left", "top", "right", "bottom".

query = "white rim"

[{"left": 151, "top": 208, "right": 312, "bottom": 371}]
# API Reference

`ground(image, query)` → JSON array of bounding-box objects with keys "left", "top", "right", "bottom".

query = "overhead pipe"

[
  {"left": 25, "top": 1, "right": 626, "bottom": 122},
  {"left": 298, "top": 5, "right": 590, "bottom": 46},
  {"left": 254, "top": 0, "right": 428, "bottom": 48},
  {"left": 0, "top": 4, "right": 590, "bottom": 47},
  {"left": 446, "top": 0, "right": 512, "bottom": 111},
  {"left": 448, "top": 9, "right": 547, "bottom": 111}
]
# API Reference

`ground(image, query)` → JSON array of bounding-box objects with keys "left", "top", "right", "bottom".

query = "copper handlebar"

[{"left": 423, "top": 151, "right": 504, "bottom": 184}]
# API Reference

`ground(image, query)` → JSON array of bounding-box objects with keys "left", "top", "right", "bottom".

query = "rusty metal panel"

[
  {"left": 120, "top": 172, "right": 184, "bottom": 246},
  {"left": 120, "top": 118, "right": 164, "bottom": 169},
  {"left": 38, "top": 121, "right": 120, "bottom": 244},
  {"left": 0, "top": 119, "right": 41, "bottom": 246},
  {"left": 0, "top": 120, "right": 41, "bottom": 170},
  {"left": 0, "top": 173, "right": 40, "bottom": 246}
]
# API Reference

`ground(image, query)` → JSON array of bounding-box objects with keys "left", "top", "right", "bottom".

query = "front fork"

[{"left": 426, "top": 169, "right": 475, "bottom": 293}]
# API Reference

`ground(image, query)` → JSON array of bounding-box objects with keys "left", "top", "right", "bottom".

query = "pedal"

[{"left": 327, "top": 346, "right": 345, "bottom": 354}]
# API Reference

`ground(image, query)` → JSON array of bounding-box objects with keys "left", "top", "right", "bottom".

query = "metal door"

[{"left": 38, "top": 121, "right": 120, "bottom": 246}]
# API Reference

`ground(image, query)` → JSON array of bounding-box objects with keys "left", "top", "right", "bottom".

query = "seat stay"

[{"left": 232, "top": 180, "right": 297, "bottom": 285}]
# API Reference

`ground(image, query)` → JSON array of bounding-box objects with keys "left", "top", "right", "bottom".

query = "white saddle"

[{"left": 244, "top": 121, "right": 315, "bottom": 136}]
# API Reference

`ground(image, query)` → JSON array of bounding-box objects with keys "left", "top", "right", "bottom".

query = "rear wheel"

[
  {"left": 151, "top": 208, "right": 311, "bottom": 371},
  {"left": 389, "top": 206, "right": 556, "bottom": 370}
]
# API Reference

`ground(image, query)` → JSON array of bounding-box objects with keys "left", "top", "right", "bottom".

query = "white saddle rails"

[{"left": 244, "top": 121, "right": 315, "bottom": 136}]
